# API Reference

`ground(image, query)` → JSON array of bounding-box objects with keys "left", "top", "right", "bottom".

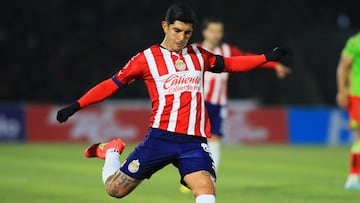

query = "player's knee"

[{"left": 189, "top": 177, "right": 215, "bottom": 196}]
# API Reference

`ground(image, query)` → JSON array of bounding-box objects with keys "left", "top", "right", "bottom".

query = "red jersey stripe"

[
  {"left": 152, "top": 46, "right": 169, "bottom": 76},
  {"left": 175, "top": 92, "right": 191, "bottom": 133}
]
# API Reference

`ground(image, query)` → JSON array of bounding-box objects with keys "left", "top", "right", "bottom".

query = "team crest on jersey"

[
  {"left": 128, "top": 159, "right": 140, "bottom": 173},
  {"left": 175, "top": 59, "right": 186, "bottom": 71}
]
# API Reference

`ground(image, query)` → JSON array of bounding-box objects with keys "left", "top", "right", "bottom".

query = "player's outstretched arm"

[
  {"left": 56, "top": 78, "right": 119, "bottom": 123},
  {"left": 223, "top": 47, "right": 290, "bottom": 72}
]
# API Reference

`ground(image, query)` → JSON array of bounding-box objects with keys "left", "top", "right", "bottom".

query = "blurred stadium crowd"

[{"left": 1, "top": 0, "right": 359, "bottom": 105}]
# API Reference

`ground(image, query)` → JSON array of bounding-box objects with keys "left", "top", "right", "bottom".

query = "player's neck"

[
  {"left": 202, "top": 40, "right": 217, "bottom": 50},
  {"left": 160, "top": 41, "right": 182, "bottom": 53}
]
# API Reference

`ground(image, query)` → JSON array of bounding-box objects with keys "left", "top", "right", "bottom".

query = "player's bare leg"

[
  {"left": 104, "top": 170, "right": 142, "bottom": 198},
  {"left": 184, "top": 170, "right": 216, "bottom": 203},
  {"left": 180, "top": 137, "right": 220, "bottom": 195},
  {"left": 181, "top": 134, "right": 221, "bottom": 194}
]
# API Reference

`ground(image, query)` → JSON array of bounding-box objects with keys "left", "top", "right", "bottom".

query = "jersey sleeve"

[
  {"left": 112, "top": 52, "right": 146, "bottom": 87},
  {"left": 229, "top": 45, "right": 246, "bottom": 56},
  {"left": 223, "top": 55, "right": 267, "bottom": 72},
  {"left": 201, "top": 45, "right": 267, "bottom": 73},
  {"left": 230, "top": 45, "right": 278, "bottom": 69},
  {"left": 342, "top": 36, "right": 356, "bottom": 59},
  {"left": 77, "top": 78, "right": 119, "bottom": 108}
]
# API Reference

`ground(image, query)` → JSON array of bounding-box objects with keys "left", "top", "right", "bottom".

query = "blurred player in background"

[
  {"left": 200, "top": 17, "right": 290, "bottom": 172},
  {"left": 179, "top": 16, "right": 291, "bottom": 194},
  {"left": 337, "top": 32, "right": 360, "bottom": 190},
  {"left": 56, "top": 4, "right": 289, "bottom": 203}
]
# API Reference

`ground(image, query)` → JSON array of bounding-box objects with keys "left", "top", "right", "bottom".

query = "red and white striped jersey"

[
  {"left": 113, "top": 44, "right": 219, "bottom": 138},
  {"left": 202, "top": 43, "right": 245, "bottom": 106}
]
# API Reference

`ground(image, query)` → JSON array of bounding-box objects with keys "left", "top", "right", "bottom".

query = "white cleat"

[{"left": 345, "top": 179, "right": 360, "bottom": 190}]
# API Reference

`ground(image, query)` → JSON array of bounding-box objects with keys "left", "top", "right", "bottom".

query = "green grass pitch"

[{"left": 0, "top": 143, "right": 360, "bottom": 203}]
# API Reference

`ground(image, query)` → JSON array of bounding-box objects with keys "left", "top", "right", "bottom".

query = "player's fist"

[
  {"left": 56, "top": 102, "right": 80, "bottom": 123},
  {"left": 265, "top": 47, "right": 292, "bottom": 61}
]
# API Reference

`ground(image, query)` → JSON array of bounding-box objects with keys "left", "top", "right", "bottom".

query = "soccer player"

[
  {"left": 201, "top": 17, "right": 290, "bottom": 172},
  {"left": 56, "top": 4, "right": 289, "bottom": 203},
  {"left": 337, "top": 32, "right": 360, "bottom": 190}
]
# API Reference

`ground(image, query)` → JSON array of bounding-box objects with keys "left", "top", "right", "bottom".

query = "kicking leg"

[
  {"left": 85, "top": 139, "right": 142, "bottom": 198},
  {"left": 104, "top": 169, "right": 142, "bottom": 198}
]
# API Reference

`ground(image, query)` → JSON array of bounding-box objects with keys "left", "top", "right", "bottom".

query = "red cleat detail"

[{"left": 84, "top": 139, "right": 126, "bottom": 160}]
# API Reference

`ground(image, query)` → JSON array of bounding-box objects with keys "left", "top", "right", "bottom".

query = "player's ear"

[{"left": 161, "top": 21, "right": 168, "bottom": 33}]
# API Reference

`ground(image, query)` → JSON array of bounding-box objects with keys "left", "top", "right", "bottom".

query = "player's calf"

[{"left": 104, "top": 170, "right": 142, "bottom": 198}]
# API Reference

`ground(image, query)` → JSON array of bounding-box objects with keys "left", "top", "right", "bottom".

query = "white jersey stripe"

[
  {"left": 200, "top": 91, "right": 206, "bottom": 137},
  {"left": 187, "top": 91, "right": 197, "bottom": 135}
]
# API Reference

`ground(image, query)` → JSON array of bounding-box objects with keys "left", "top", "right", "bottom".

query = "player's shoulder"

[
  {"left": 346, "top": 33, "right": 360, "bottom": 45},
  {"left": 343, "top": 33, "right": 360, "bottom": 55},
  {"left": 140, "top": 44, "right": 171, "bottom": 57},
  {"left": 352, "top": 32, "right": 360, "bottom": 41},
  {"left": 126, "top": 47, "right": 151, "bottom": 65},
  {"left": 131, "top": 44, "right": 162, "bottom": 60}
]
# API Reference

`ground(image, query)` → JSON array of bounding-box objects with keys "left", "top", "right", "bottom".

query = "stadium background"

[
  {"left": 1, "top": 0, "right": 359, "bottom": 104},
  {"left": 1, "top": 0, "right": 358, "bottom": 144},
  {"left": 1, "top": 1, "right": 360, "bottom": 202}
]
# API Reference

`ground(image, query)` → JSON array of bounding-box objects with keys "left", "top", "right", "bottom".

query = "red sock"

[{"left": 350, "top": 152, "right": 360, "bottom": 174}]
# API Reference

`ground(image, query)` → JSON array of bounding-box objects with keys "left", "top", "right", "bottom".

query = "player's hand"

[
  {"left": 56, "top": 102, "right": 81, "bottom": 123},
  {"left": 336, "top": 92, "right": 348, "bottom": 109},
  {"left": 265, "top": 47, "right": 292, "bottom": 61},
  {"left": 274, "top": 63, "right": 291, "bottom": 79}
]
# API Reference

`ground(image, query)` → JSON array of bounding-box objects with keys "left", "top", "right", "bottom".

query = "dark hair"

[
  {"left": 165, "top": 3, "right": 196, "bottom": 26},
  {"left": 201, "top": 17, "right": 223, "bottom": 31}
]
